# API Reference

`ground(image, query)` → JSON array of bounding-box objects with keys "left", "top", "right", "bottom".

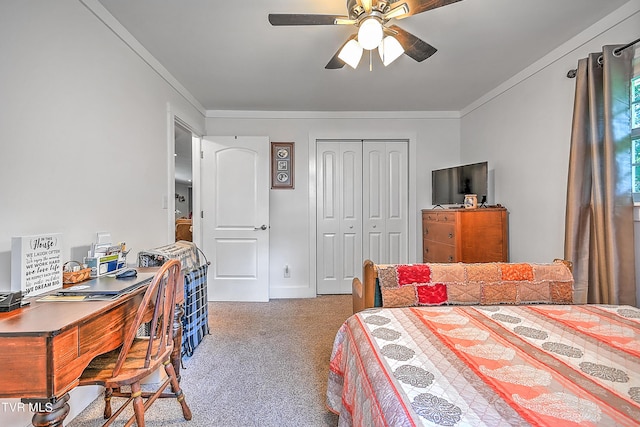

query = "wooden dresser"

[{"left": 421, "top": 207, "right": 508, "bottom": 263}]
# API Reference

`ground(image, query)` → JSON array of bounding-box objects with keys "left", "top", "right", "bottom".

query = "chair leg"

[
  {"left": 164, "top": 359, "right": 192, "bottom": 420},
  {"left": 103, "top": 387, "right": 113, "bottom": 419},
  {"left": 130, "top": 382, "right": 146, "bottom": 427}
]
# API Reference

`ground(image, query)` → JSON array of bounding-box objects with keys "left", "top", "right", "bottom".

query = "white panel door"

[
  {"left": 201, "top": 136, "right": 269, "bottom": 302},
  {"left": 316, "top": 141, "right": 362, "bottom": 294},
  {"left": 363, "top": 141, "right": 409, "bottom": 264}
]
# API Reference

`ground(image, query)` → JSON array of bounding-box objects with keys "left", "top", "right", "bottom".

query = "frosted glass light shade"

[
  {"left": 338, "top": 39, "right": 363, "bottom": 69},
  {"left": 358, "top": 18, "right": 383, "bottom": 50},
  {"left": 378, "top": 36, "right": 404, "bottom": 66}
]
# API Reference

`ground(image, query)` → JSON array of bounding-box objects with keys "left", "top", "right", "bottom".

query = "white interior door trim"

[
  {"left": 167, "top": 102, "right": 204, "bottom": 246},
  {"left": 308, "top": 131, "right": 418, "bottom": 294},
  {"left": 191, "top": 134, "right": 202, "bottom": 249}
]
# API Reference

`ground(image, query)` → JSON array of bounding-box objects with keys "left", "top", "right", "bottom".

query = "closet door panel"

[
  {"left": 363, "top": 141, "right": 408, "bottom": 264},
  {"left": 317, "top": 141, "right": 362, "bottom": 294}
]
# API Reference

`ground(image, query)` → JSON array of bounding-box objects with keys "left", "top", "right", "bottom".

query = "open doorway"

[{"left": 174, "top": 121, "right": 193, "bottom": 242}]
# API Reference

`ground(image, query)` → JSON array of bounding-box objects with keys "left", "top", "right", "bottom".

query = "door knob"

[{"left": 254, "top": 225, "right": 267, "bottom": 231}]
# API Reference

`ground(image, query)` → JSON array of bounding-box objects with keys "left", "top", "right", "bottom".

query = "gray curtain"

[{"left": 565, "top": 45, "right": 636, "bottom": 306}]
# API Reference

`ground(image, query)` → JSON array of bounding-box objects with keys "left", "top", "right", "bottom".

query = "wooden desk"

[{"left": 0, "top": 268, "right": 184, "bottom": 427}]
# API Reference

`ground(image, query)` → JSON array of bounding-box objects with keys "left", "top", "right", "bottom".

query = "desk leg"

[
  {"left": 172, "top": 302, "right": 184, "bottom": 385},
  {"left": 30, "top": 393, "right": 70, "bottom": 427}
]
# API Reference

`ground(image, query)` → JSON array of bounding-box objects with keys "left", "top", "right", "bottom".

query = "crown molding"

[
  {"left": 79, "top": 0, "right": 206, "bottom": 117},
  {"left": 205, "top": 110, "right": 460, "bottom": 119},
  {"left": 461, "top": 0, "right": 640, "bottom": 117}
]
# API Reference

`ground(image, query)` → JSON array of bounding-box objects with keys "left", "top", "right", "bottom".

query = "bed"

[{"left": 327, "top": 261, "right": 640, "bottom": 426}]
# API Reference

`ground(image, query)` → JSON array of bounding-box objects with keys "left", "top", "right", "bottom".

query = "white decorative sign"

[{"left": 11, "top": 233, "right": 63, "bottom": 298}]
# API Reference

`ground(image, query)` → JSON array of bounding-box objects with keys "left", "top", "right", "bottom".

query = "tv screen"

[{"left": 432, "top": 161, "right": 488, "bottom": 206}]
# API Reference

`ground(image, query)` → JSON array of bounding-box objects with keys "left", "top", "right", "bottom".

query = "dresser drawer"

[
  {"left": 423, "top": 211, "right": 456, "bottom": 223},
  {"left": 423, "top": 211, "right": 438, "bottom": 222},
  {"left": 424, "top": 222, "right": 455, "bottom": 243},
  {"left": 423, "top": 241, "right": 456, "bottom": 263}
]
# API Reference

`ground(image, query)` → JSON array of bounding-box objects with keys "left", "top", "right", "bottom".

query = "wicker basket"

[{"left": 62, "top": 261, "right": 91, "bottom": 285}]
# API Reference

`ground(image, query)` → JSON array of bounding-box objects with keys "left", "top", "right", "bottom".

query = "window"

[{"left": 631, "top": 47, "right": 640, "bottom": 201}]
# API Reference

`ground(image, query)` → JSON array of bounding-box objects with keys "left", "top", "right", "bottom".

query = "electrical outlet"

[{"left": 284, "top": 264, "right": 290, "bottom": 278}]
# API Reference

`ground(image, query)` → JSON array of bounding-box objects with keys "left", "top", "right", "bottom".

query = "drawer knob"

[
  {"left": 448, "top": 233, "right": 453, "bottom": 239},
  {"left": 448, "top": 256, "right": 454, "bottom": 262}
]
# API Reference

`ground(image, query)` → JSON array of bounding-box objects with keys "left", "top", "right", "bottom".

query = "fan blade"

[
  {"left": 268, "top": 14, "right": 352, "bottom": 26},
  {"left": 359, "top": 0, "right": 373, "bottom": 13},
  {"left": 387, "top": 25, "right": 437, "bottom": 62},
  {"left": 387, "top": 0, "right": 463, "bottom": 20},
  {"left": 384, "top": 3, "right": 410, "bottom": 20},
  {"left": 325, "top": 35, "right": 358, "bottom": 69}
]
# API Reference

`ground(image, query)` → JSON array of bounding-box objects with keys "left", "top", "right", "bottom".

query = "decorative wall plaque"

[
  {"left": 271, "top": 142, "right": 294, "bottom": 189},
  {"left": 11, "top": 233, "right": 63, "bottom": 297}
]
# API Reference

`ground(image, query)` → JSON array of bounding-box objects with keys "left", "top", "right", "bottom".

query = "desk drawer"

[{"left": 0, "top": 336, "right": 48, "bottom": 397}]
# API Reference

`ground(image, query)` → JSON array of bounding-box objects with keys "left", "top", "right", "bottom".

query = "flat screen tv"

[{"left": 432, "top": 161, "right": 488, "bottom": 206}]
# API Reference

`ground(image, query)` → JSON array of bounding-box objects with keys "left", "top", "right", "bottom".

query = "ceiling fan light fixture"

[
  {"left": 378, "top": 35, "right": 404, "bottom": 66},
  {"left": 338, "top": 39, "right": 363, "bottom": 69},
  {"left": 357, "top": 17, "right": 383, "bottom": 50}
]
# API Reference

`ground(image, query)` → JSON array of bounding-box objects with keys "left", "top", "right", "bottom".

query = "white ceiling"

[{"left": 96, "top": 0, "right": 631, "bottom": 112}]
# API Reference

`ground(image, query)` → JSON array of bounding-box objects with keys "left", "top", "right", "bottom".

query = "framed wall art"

[{"left": 271, "top": 142, "right": 294, "bottom": 189}]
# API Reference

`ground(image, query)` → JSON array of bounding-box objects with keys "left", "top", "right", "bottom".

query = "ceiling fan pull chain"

[{"left": 369, "top": 50, "right": 373, "bottom": 71}]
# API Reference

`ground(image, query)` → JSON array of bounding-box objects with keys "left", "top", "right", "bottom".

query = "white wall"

[
  {"left": 460, "top": 3, "right": 640, "bottom": 266},
  {"left": 0, "top": 1, "right": 205, "bottom": 425},
  {"left": 0, "top": 0, "right": 205, "bottom": 281},
  {"left": 205, "top": 113, "right": 460, "bottom": 297},
  {"left": 175, "top": 182, "right": 192, "bottom": 219}
]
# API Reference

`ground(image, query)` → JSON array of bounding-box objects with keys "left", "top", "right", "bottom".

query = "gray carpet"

[{"left": 68, "top": 295, "right": 352, "bottom": 427}]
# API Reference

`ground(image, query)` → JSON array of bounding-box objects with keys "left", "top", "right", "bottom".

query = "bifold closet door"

[
  {"left": 316, "top": 140, "right": 409, "bottom": 294},
  {"left": 363, "top": 141, "right": 408, "bottom": 264},
  {"left": 316, "top": 141, "right": 362, "bottom": 294}
]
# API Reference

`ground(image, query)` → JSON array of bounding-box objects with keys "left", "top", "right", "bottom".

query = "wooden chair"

[
  {"left": 175, "top": 219, "right": 193, "bottom": 242},
  {"left": 78, "top": 259, "right": 192, "bottom": 426}
]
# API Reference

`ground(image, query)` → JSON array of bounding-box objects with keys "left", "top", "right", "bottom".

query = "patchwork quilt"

[
  {"left": 376, "top": 262, "right": 574, "bottom": 307},
  {"left": 327, "top": 304, "right": 640, "bottom": 426}
]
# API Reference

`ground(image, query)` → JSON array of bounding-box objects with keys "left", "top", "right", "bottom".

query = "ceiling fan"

[{"left": 268, "top": 0, "right": 463, "bottom": 69}]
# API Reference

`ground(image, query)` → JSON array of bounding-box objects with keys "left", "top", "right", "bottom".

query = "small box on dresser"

[{"left": 422, "top": 207, "right": 508, "bottom": 263}]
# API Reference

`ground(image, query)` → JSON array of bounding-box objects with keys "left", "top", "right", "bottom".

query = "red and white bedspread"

[{"left": 327, "top": 305, "right": 640, "bottom": 426}]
